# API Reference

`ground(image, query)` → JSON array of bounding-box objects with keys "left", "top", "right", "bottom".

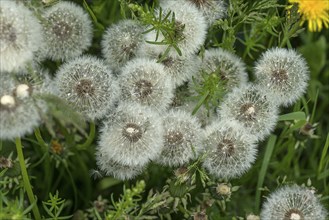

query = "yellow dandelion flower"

[{"left": 289, "top": 0, "right": 329, "bottom": 32}]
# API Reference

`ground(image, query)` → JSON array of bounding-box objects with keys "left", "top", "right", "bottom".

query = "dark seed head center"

[
  {"left": 240, "top": 102, "right": 256, "bottom": 120},
  {"left": 122, "top": 123, "right": 143, "bottom": 143},
  {"left": 162, "top": 57, "right": 175, "bottom": 67},
  {"left": 52, "top": 21, "right": 73, "bottom": 40},
  {"left": 0, "top": 22, "right": 17, "bottom": 43},
  {"left": 188, "top": 0, "right": 209, "bottom": 8},
  {"left": 272, "top": 69, "right": 288, "bottom": 83},
  {"left": 166, "top": 130, "right": 184, "bottom": 145},
  {"left": 75, "top": 79, "right": 95, "bottom": 97},
  {"left": 134, "top": 79, "right": 153, "bottom": 99},
  {"left": 218, "top": 139, "right": 235, "bottom": 156}
]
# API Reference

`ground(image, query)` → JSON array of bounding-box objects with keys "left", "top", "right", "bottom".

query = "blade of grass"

[
  {"left": 255, "top": 134, "right": 277, "bottom": 212},
  {"left": 310, "top": 88, "right": 319, "bottom": 123},
  {"left": 318, "top": 133, "right": 329, "bottom": 176}
]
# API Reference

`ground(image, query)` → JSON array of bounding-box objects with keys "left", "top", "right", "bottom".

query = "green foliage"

[{"left": 42, "top": 191, "right": 72, "bottom": 220}]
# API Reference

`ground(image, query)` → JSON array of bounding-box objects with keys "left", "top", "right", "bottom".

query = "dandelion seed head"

[
  {"left": 119, "top": 58, "right": 174, "bottom": 112},
  {"left": 255, "top": 48, "right": 309, "bottom": 106},
  {"left": 41, "top": 1, "right": 93, "bottom": 61},
  {"left": 102, "top": 20, "right": 144, "bottom": 72},
  {"left": 202, "top": 121, "right": 257, "bottom": 180},
  {"left": 0, "top": 81, "right": 41, "bottom": 139},
  {"left": 97, "top": 102, "right": 164, "bottom": 167},
  {"left": 0, "top": 1, "right": 43, "bottom": 72},
  {"left": 195, "top": 48, "right": 248, "bottom": 92},
  {"left": 138, "top": 48, "right": 202, "bottom": 86},
  {"left": 143, "top": 1, "right": 207, "bottom": 57},
  {"left": 15, "top": 66, "right": 57, "bottom": 96},
  {"left": 261, "top": 185, "right": 328, "bottom": 220},
  {"left": 96, "top": 152, "right": 145, "bottom": 180},
  {"left": 55, "top": 56, "right": 120, "bottom": 120},
  {"left": 218, "top": 84, "right": 279, "bottom": 141},
  {"left": 156, "top": 110, "right": 204, "bottom": 167},
  {"left": 162, "top": 0, "right": 226, "bottom": 26}
]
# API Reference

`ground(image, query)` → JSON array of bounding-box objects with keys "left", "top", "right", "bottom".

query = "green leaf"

[
  {"left": 299, "top": 35, "right": 327, "bottom": 76},
  {"left": 192, "top": 91, "right": 209, "bottom": 115},
  {"left": 278, "top": 112, "right": 306, "bottom": 121},
  {"left": 255, "top": 135, "right": 277, "bottom": 212}
]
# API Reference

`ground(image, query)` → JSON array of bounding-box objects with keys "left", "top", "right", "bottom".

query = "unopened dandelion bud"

[
  {"left": 216, "top": 183, "right": 231, "bottom": 196},
  {"left": 193, "top": 211, "right": 208, "bottom": 220},
  {"left": 246, "top": 214, "right": 260, "bottom": 220},
  {"left": 0, "top": 156, "right": 14, "bottom": 169}
]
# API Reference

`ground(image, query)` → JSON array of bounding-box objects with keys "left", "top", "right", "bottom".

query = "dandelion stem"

[
  {"left": 77, "top": 122, "right": 96, "bottom": 149},
  {"left": 15, "top": 137, "right": 42, "bottom": 220}
]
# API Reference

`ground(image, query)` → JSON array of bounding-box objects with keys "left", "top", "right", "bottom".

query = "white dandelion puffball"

[
  {"left": 0, "top": 1, "right": 43, "bottom": 72},
  {"left": 0, "top": 74, "right": 41, "bottom": 140},
  {"left": 138, "top": 47, "right": 202, "bottom": 87},
  {"left": 15, "top": 66, "right": 57, "bottom": 96},
  {"left": 261, "top": 185, "right": 328, "bottom": 220},
  {"left": 218, "top": 84, "right": 279, "bottom": 141},
  {"left": 202, "top": 121, "right": 257, "bottom": 180},
  {"left": 101, "top": 19, "right": 144, "bottom": 72},
  {"left": 162, "top": 0, "right": 226, "bottom": 26},
  {"left": 118, "top": 58, "right": 174, "bottom": 112},
  {"left": 55, "top": 56, "right": 120, "bottom": 120},
  {"left": 175, "top": 100, "right": 217, "bottom": 128},
  {"left": 97, "top": 102, "right": 164, "bottom": 167},
  {"left": 41, "top": 1, "right": 93, "bottom": 61},
  {"left": 196, "top": 48, "right": 248, "bottom": 92},
  {"left": 96, "top": 153, "right": 145, "bottom": 180},
  {"left": 157, "top": 110, "right": 204, "bottom": 167},
  {"left": 143, "top": 1, "right": 207, "bottom": 58},
  {"left": 15, "top": 66, "right": 58, "bottom": 114},
  {"left": 254, "top": 48, "right": 309, "bottom": 106}
]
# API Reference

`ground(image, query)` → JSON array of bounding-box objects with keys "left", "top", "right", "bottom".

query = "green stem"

[
  {"left": 77, "top": 122, "right": 96, "bottom": 149},
  {"left": 15, "top": 138, "right": 42, "bottom": 220},
  {"left": 34, "top": 128, "right": 48, "bottom": 153}
]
